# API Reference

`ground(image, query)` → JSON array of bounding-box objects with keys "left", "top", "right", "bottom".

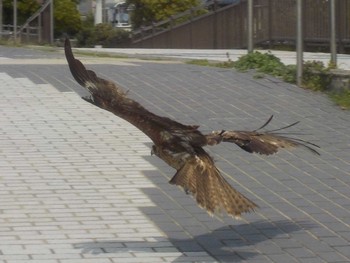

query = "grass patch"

[
  {"left": 0, "top": 38, "right": 23, "bottom": 47},
  {"left": 187, "top": 52, "right": 235, "bottom": 68},
  {"left": 187, "top": 59, "right": 211, "bottom": 66},
  {"left": 73, "top": 50, "right": 129, "bottom": 59},
  {"left": 187, "top": 59, "right": 234, "bottom": 68},
  {"left": 27, "top": 45, "right": 62, "bottom": 53}
]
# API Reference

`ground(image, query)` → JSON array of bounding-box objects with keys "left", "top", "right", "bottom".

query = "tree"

[
  {"left": 2, "top": 0, "right": 81, "bottom": 38},
  {"left": 76, "top": 16, "right": 131, "bottom": 48},
  {"left": 126, "top": 0, "right": 202, "bottom": 29},
  {"left": 2, "top": 0, "right": 40, "bottom": 25},
  {"left": 53, "top": 0, "right": 82, "bottom": 37}
]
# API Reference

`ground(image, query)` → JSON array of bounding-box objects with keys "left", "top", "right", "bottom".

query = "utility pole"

[{"left": 296, "top": 0, "right": 303, "bottom": 87}]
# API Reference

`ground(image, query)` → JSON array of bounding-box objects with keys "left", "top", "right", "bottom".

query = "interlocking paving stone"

[{"left": 0, "top": 45, "right": 350, "bottom": 262}]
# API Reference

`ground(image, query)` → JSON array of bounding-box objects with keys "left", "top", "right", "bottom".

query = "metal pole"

[
  {"left": 296, "top": 0, "right": 303, "bottom": 87},
  {"left": 247, "top": 0, "right": 253, "bottom": 53},
  {"left": 0, "top": 0, "right": 3, "bottom": 40},
  {"left": 50, "top": 0, "right": 54, "bottom": 44},
  {"left": 13, "top": 0, "right": 17, "bottom": 42},
  {"left": 95, "top": 0, "right": 103, "bottom": 24},
  {"left": 330, "top": 0, "right": 337, "bottom": 66},
  {"left": 38, "top": 13, "right": 42, "bottom": 43}
]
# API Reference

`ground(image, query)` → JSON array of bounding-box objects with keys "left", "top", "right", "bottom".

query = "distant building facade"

[{"left": 77, "top": 0, "right": 131, "bottom": 29}]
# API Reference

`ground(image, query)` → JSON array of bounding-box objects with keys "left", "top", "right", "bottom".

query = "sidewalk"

[
  {"left": 0, "top": 46, "right": 350, "bottom": 262},
  {"left": 0, "top": 71, "right": 214, "bottom": 262},
  {"left": 78, "top": 47, "right": 350, "bottom": 70}
]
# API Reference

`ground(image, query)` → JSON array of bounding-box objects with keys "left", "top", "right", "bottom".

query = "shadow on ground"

[
  {"left": 75, "top": 152, "right": 316, "bottom": 262},
  {"left": 74, "top": 217, "right": 315, "bottom": 262}
]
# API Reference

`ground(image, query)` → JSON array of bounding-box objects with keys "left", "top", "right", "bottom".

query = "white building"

[{"left": 78, "top": 0, "right": 131, "bottom": 29}]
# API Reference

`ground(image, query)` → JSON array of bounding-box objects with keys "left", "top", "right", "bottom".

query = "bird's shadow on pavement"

[
  {"left": 74, "top": 162, "right": 317, "bottom": 262},
  {"left": 74, "top": 216, "right": 315, "bottom": 262}
]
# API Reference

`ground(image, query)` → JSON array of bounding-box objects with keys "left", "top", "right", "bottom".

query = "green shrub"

[
  {"left": 233, "top": 51, "right": 287, "bottom": 77},
  {"left": 302, "top": 61, "right": 331, "bottom": 91},
  {"left": 76, "top": 22, "right": 131, "bottom": 47},
  {"left": 233, "top": 52, "right": 331, "bottom": 91},
  {"left": 282, "top": 64, "right": 297, "bottom": 83}
]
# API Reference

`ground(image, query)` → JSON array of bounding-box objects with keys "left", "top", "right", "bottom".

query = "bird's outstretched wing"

[
  {"left": 206, "top": 115, "right": 320, "bottom": 155},
  {"left": 152, "top": 146, "right": 258, "bottom": 217},
  {"left": 64, "top": 38, "right": 206, "bottom": 147}
]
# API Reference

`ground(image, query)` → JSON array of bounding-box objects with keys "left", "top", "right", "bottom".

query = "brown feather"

[
  {"left": 170, "top": 156, "right": 257, "bottom": 217},
  {"left": 65, "top": 38, "right": 319, "bottom": 220},
  {"left": 154, "top": 146, "right": 258, "bottom": 217},
  {"left": 218, "top": 130, "right": 320, "bottom": 155},
  {"left": 64, "top": 38, "right": 207, "bottom": 150},
  {"left": 206, "top": 116, "right": 320, "bottom": 155}
]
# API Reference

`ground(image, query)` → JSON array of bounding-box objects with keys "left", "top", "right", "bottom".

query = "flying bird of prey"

[{"left": 64, "top": 38, "right": 319, "bottom": 218}]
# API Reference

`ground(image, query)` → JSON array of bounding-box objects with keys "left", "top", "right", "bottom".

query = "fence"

[
  {"left": 131, "top": 0, "right": 350, "bottom": 51},
  {"left": 0, "top": 0, "right": 53, "bottom": 44},
  {"left": 1, "top": 24, "right": 41, "bottom": 43}
]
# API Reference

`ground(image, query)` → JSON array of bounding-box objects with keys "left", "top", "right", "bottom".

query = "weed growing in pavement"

[{"left": 329, "top": 90, "right": 350, "bottom": 110}]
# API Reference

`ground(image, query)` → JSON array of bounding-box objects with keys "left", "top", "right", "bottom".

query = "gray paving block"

[
  {"left": 317, "top": 251, "right": 350, "bottom": 262},
  {"left": 1, "top": 48, "right": 350, "bottom": 263},
  {"left": 284, "top": 247, "right": 316, "bottom": 258}
]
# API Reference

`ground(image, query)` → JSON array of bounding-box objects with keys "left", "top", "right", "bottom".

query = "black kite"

[{"left": 64, "top": 38, "right": 319, "bottom": 218}]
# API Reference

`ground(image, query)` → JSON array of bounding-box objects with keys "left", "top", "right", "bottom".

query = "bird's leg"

[{"left": 206, "top": 130, "right": 225, "bottom": 145}]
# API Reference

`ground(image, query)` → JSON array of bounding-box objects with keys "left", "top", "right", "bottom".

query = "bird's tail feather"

[{"left": 169, "top": 155, "right": 258, "bottom": 218}]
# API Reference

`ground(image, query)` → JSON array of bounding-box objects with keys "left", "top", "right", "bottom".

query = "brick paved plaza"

[{"left": 0, "top": 45, "right": 349, "bottom": 262}]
